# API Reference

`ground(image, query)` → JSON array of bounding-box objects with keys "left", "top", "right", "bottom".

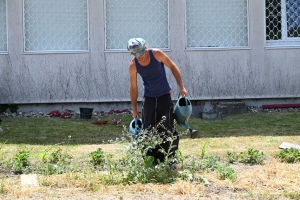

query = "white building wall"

[{"left": 0, "top": 0, "right": 300, "bottom": 105}]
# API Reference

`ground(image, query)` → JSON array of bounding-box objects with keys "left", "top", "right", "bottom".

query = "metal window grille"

[
  {"left": 23, "top": 0, "right": 89, "bottom": 52},
  {"left": 185, "top": 0, "right": 249, "bottom": 48},
  {"left": 0, "top": 0, "right": 7, "bottom": 52},
  {"left": 105, "top": 0, "right": 169, "bottom": 50},
  {"left": 266, "top": 0, "right": 300, "bottom": 45}
]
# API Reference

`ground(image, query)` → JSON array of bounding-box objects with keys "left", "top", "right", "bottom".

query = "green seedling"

[
  {"left": 89, "top": 148, "right": 105, "bottom": 167},
  {"left": 276, "top": 148, "right": 300, "bottom": 163},
  {"left": 12, "top": 150, "right": 30, "bottom": 174},
  {"left": 238, "top": 148, "right": 266, "bottom": 165}
]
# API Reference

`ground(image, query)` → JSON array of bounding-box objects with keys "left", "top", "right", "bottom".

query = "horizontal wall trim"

[
  {"left": 104, "top": 49, "right": 171, "bottom": 53},
  {"left": 23, "top": 50, "right": 91, "bottom": 55},
  {"left": 185, "top": 47, "right": 251, "bottom": 51},
  {"left": 2, "top": 96, "right": 300, "bottom": 104},
  {"left": 265, "top": 46, "right": 300, "bottom": 50}
]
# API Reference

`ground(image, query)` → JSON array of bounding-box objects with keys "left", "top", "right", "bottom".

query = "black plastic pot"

[{"left": 79, "top": 107, "right": 94, "bottom": 119}]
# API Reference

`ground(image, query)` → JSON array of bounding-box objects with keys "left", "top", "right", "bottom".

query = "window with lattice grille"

[
  {"left": 266, "top": 0, "right": 300, "bottom": 46},
  {"left": 0, "top": 0, "right": 7, "bottom": 52},
  {"left": 105, "top": 0, "right": 169, "bottom": 50},
  {"left": 23, "top": 0, "right": 89, "bottom": 53},
  {"left": 185, "top": 0, "right": 249, "bottom": 49}
]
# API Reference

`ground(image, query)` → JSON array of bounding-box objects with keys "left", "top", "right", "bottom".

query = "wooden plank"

[{"left": 279, "top": 142, "right": 300, "bottom": 150}]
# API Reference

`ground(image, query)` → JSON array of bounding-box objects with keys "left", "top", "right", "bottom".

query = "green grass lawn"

[{"left": 1, "top": 112, "right": 299, "bottom": 145}]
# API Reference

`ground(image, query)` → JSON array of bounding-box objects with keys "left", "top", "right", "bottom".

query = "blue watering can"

[
  {"left": 129, "top": 117, "right": 143, "bottom": 140},
  {"left": 174, "top": 94, "right": 200, "bottom": 139}
]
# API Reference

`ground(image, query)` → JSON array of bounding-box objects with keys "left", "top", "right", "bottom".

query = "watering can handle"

[
  {"left": 178, "top": 93, "right": 185, "bottom": 99},
  {"left": 135, "top": 117, "right": 138, "bottom": 130},
  {"left": 177, "top": 93, "right": 190, "bottom": 109},
  {"left": 135, "top": 117, "right": 142, "bottom": 131}
]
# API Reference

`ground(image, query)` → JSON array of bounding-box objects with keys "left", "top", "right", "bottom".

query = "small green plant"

[
  {"left": 117, "top": 119, "right": 180, "bottom": 184},
  {"left": 48, "top": 148, "right": 73, "bottom": 164},
  {"left": 179, "top": 170, "right": 211, "bottom": 185},
  {"left": 103, "top": 154, "right": 121, "bottom": 184},
  {"left": 226, "top": 151, "right": 239, "bottom": 164},
  {"left": 185, "top": 156, "right": 202, "bottom": 173},
  {"left": 276, "top": 148, "right": 300, "bottom": 163},
  {"left": 200, "top": 142, "right": 208, "bottom": 159},
  {"left": 179, "top": 170, "right": 194, "bottom": 181},
  {"left": 175, "top": 149, "right": 184, "bottom": 168},
  {"left": 38, "top": 145, "right": 73, "bottom": 175},
  {"left": 184, "top": 154, "right": 220, "bottom": 174},
  {"left": 216, "top": 163, "right": 237, "bottom": 181},
  {"left": 238, "top": 148, "right": 266, "bottom": 165},
  {"left": 40, "top": 144, "right": 60, "bottom": 163},
  {"left": 202, "top": 154, "right": 220, "bottom": 171},
  {"left": 12, "top": 150, "right": 30, "bottom": 174},
  {"left": 89, "top": 148, "right": 105, "bottom": 167},
  {"left": 38, "top": 142, "right": 75, "bottom": 175}
]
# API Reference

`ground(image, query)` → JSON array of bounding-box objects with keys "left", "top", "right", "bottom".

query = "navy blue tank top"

[{"left": 135, "top": 50, "right": 171, "bottom": 97}]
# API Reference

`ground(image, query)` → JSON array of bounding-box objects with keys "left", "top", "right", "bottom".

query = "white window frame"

[
  {"left": 265, "top": 0, "right": 300, "bottom": 47},
  {"left": 281, "top": 0, "right": 300, "bottom": 41},
  {"left": 22, "top": 0, "right": 90, "bottom": 54},
  {"left": 185, "top": 0, "right": 250, "bottom": 50},
  {"left": 0, "top": 0, "right": 8, "bottom": 53}
]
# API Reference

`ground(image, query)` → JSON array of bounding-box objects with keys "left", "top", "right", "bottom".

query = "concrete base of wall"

[
  {"left": 3, "top": 98, "right": 300, "bottom": 120},
  {"left": 192, "top": 101, "right": 247, "bottom": 120},
  {"left": 11, "top": 102, "right": 135, "bottom": 114},
  {"left": 216, "top": 102, "right": 247, "bottom": 119},
  {"left": 191, "top": 98, "right": 300, "bottom": 120}
]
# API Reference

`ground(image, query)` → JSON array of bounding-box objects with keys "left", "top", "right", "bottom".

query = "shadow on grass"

[{"left": 1, "top": 112, "right": 300, "bottom": 145}]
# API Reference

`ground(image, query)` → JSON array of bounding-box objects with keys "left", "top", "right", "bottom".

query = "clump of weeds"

[
  {"left": 12, "top": 149, "right": 31, "bottom": 174},
  {"left": 227, "top": 148, "right": 266, "bottom": 165},
  {"left": 276, "top": 148, "right": 300, "bottom": 163}
]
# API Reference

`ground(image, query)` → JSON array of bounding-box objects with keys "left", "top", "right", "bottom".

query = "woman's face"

[{"left": 136, "top": 50, "right": 148, "bottom": 62}]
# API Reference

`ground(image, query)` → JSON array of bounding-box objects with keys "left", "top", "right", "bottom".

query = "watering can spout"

[{"left": 183, "top": 122, "right": 190, "bottom": 130}]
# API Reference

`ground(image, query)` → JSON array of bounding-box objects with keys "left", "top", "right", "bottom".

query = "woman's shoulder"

[
  {"left": 151, "top": 48, "right": 165, "bottom": 62},
  {"left": 150, "top": 48, "right": 162, "bottom": 53}
]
